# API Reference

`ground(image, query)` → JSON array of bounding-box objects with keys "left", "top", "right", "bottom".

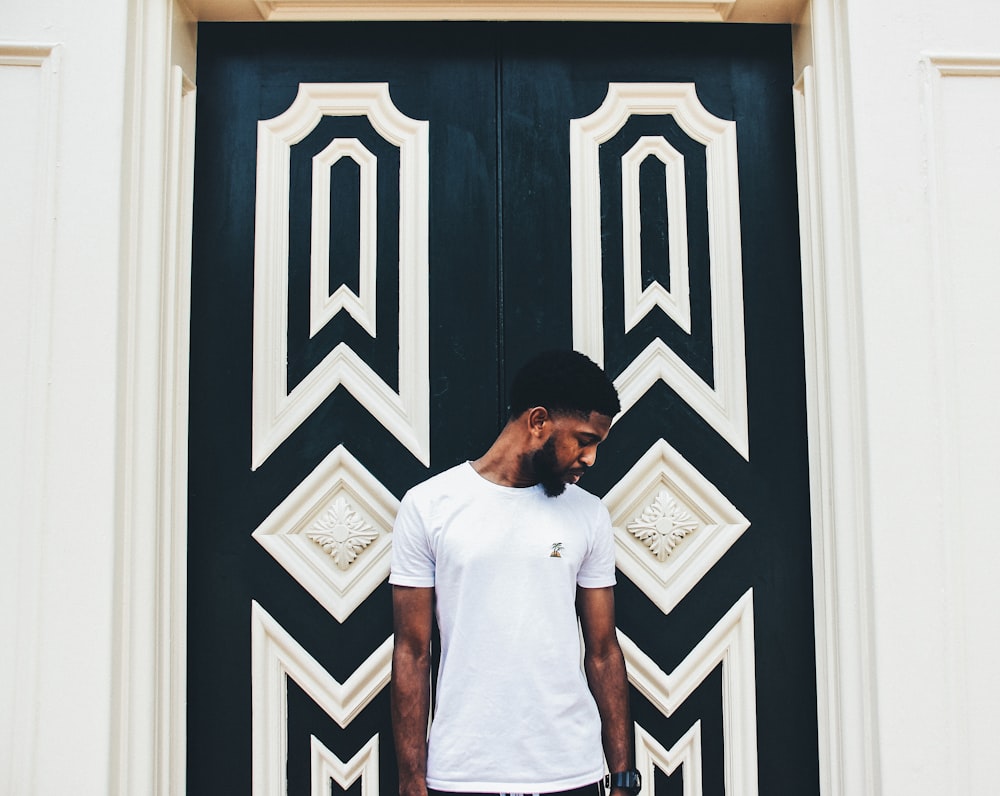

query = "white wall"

[
  {"left": 0, "top": 1, "right": 129, "bottom": 793},
  {"left": 843, "top": 1, "right": 1000, "bottom": 793}
]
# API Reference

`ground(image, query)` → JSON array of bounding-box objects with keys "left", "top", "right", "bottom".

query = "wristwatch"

[{"left": 606, "top": 769, "right": 642, "bottom": 795}]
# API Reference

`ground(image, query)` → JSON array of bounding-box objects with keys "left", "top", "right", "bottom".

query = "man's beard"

[{"left": 531, "top": 436, "right": 569, "bottom": 498}]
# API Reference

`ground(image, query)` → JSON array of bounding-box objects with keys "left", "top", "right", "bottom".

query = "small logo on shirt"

[{"left": 549, "top": 542, "right": 565, "bottom": 558}]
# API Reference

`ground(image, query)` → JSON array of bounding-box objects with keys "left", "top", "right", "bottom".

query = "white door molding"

[
  {"left": 251, "top": 82, "right": 430, "bottom": 469},
  {"left": 112, "top": 2, "right": 878, "bottom": 795},
  {"left": 184, "top": 0, "right": 796, "bottom": 22}
]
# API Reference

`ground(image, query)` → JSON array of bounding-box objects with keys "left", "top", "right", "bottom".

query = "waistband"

[{"left": 429, "top": 782, "right": 602, "bottom": 796}]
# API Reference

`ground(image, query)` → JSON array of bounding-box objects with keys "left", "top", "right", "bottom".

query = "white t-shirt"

[{"left": 390, "top": 462, "right": 617, "bottom": 793}]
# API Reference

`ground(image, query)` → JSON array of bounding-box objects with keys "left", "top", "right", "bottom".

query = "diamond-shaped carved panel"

[
  {"left": 603, "top": 438, "right": 749, "bottom": 616},
  {"left": 252, "top": 444, "right": 398, "bottom": 622}
]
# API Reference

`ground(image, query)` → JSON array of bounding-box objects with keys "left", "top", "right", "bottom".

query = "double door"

[{"left": 189, "top": 21, "right": 817, "bottom": 795}]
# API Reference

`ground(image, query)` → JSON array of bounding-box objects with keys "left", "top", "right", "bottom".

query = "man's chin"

[{"left": 540, "top": 476, "right": 568, "bottom": 498}]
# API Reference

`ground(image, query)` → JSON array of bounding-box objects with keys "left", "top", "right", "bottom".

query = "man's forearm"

[
  {"left": 585, "top": 643, "right": 633, "bottom": 775},
  {"left": 391, "top": 645, "right": 431, "bottom": 796}
]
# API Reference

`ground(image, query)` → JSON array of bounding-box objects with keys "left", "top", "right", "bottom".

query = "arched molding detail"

[
  {"left": 622, "top": 135, "right": 691, "bottom": 334},
  {"left": 310, "top": 136, "right": 378, "bottom": 338},
  {"left": 253, "top": 82, "right": 430, "bottom": 469},
  {"left": 250, "top": 601, "right": 392, "bottom": 795},
  {"left": 570, "top": 82, "right": 749, "bottom": 459},
  {"left": 619, "top": 590, "right": 758, "bottom": 796}
]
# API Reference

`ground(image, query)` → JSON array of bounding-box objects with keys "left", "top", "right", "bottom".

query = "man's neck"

[{"left": 471, "top": 427, "right": 536, "bottom": 488}]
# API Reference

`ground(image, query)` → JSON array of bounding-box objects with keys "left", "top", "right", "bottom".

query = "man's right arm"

[{"left": 391, "top": 585, "right": 435, "bottom": 796}]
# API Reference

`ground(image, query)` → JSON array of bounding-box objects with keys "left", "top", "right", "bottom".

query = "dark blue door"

[{"left": 189, "top": 21, "right": 817, "bottom": 796}]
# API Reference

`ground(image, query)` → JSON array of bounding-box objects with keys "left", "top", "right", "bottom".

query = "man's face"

[{"left": 530, "top": 410, "right": 613, "bottom": 497}]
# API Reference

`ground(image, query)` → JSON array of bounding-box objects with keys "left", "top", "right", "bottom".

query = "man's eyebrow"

[{"left": 578, "top": 432, "right": 604, "bottom": 443}]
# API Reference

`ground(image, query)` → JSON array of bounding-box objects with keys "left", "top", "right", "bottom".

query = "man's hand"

[
  {"left": 391, "top": 585, "right": 435, "bottom": 796},
  {"left": 577, "top": 586, "right": 633, "bottom": 778}
]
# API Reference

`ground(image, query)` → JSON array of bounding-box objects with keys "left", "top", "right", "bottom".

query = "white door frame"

[{"left": 111, "top": 2, "right": 878, "bottom": 794}]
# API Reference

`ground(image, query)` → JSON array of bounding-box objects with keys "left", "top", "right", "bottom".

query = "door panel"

[
  {"left": 189, "top": 24, "right": 501, "bottom": 795},
  {"left": 500, "top": 24, "right": 814, "bottom": 794},
  {"left": 189, "top": 21, "right": 816, "bottom": 796}
]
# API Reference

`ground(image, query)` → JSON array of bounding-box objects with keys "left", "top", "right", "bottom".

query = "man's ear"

[{"left": 526, "top": 406, "right": 550, "bottom": 437}]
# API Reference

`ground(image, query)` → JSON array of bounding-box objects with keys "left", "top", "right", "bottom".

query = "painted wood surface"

[{"left": 189, "top": 21, "right": 815, "bottom": 795}]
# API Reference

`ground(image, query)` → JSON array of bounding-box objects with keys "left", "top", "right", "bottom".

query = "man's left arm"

[{"left": 578, "top": 585, "right": 634, "bottom": 790}]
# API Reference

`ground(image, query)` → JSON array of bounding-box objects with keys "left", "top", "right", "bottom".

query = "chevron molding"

[
  {"left": 310, "top": 734, "right": 380, "bottom": 796},
  {"left": 309, "top": 136, "right": 378, "bottom": 338},
  {"left": 252, "top": 82, "right": 430, "bottom": 469},
  {"left": 604, "top": 438, "right": 750, "bottom": 615},
  {"left": 622, "top": 134, "right": 691, "bottom": 335},
  {"left": 251, "top": 601, "right": 392, "bottom": 795},
  {"left": 635, "top": 721, "right": 704, "bottom": 796},
  {"left": 252, "top": 444, "right": 398, "bottom": 622},
  {"left": 570, "top": 82, "right": 749, "bottom": 459},
  {"left": 620, "top": 589, "right": 758, "bottom": 796}
]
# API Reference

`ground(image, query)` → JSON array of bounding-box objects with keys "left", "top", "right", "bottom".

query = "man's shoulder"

[
  {"left": 561, "top": 483, "right": 607, "bottom": 511},
  {"left": 554, "top": 484, "right": 612, "bottom": 533},
  {"left": 402, "top": 461, "right": 472, "bottom": 503}
]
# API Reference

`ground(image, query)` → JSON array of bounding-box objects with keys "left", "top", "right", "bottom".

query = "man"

[{"left": 390, "top": 350, "right": 640, "bottom": 796}]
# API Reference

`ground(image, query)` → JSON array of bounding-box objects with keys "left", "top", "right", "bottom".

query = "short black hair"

[{"left": 508, "top": 349, "right": 620, "bottom": 419}]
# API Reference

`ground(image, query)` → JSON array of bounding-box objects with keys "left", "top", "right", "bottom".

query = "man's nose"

[{"left": 580, "top": 446, "right": 597, "bottom": 467}]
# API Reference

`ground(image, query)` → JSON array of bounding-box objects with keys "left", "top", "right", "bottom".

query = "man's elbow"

[
  {"left": 584, "top": 642, "right": 626, "bottom": 674},
  {"left": 392, "top": 641, "right": 432, "bottom": 675}
]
